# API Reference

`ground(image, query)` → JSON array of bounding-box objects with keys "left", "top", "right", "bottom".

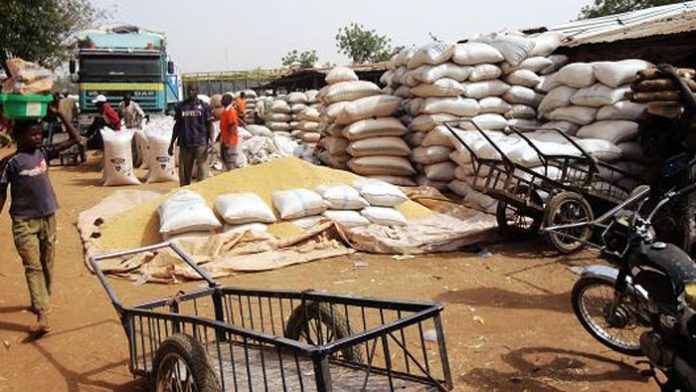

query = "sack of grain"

[
  {"left": 290, "top": 215, "right": 325, "bottom": 229},
  {"left": 102, "top": 129, "right": 141, "bottom": 186},
  {"left": 576, "top": 120, "right": 639, "bottom": 144},
  {"left": 412, "top": 78, "right": 466, "bottom": 97},
  {"left": 268, "top": 122, "right": 291, "bottom": 132},
  {"left": 287, "top": 92, "right": 308, "bottom": 104},
  {"left": 361, "top": 207, "right": 407, "bottom": 226},
  {"left": 452, "top": 42, "right": 504, "bottom": 65},
  {"left": 507, "top": 119, "right": 543, "bottom": 129},
  {"left": 412, "top": 145, "right": 453, "bottom": 164},
  {"left": 541, "top": 121, "right": 580, "bottom": 135},
  {"left": 299, "top": 132, "right": 321, "bottom": 143},
  {"left": 347, "top": 137, "right": 411, "bottom": 157},
  {"left": 593, "top": 60, "right": 651, "bottom": 88},
  {"left": 505, "top": 104, "right": 536, "bottom": 119},
  {"left": 575, "top": 138, "right": 622, "bottom": 161},
  {"left": 323, "top": 210, "right": 371, "bottom": 227},
  {"left": 343, "top": 117, "right": 408, "bottom": 140},
  {"left": 541, "top": 54, "right": 570, "bottom": 75},
  {"left": 223, "top": 223, "right": 268, "bottom": 235},
  {"left": 159, "top": 190, "right": 221, "bottom": 236},
  {"left": 420, "top": 97, "right": 479, "bottom": 116},
  {"left": 408, "top": 42, "right": 454, "bottom": 69},
  {"left": 409, "top": 113, "right": 459, "bottom": 132},
  {"left": 269, "top": 112, "right": 292, "bottom": 122},
  {"left": 322, "top": 81, "right": 382, "bottom": 104},
  {"left": 348, "top": 156, "right": 416, "bottom": 176},
  {"left": 597, "top": 101, "right": 646, "bottom": 121},
  {"left": 502, "top": 86, "right": 544, "bottom": 107},
  {"left": 464, "top": 80, "right": 511, "bottom": 99},
  {"left": 552, "top": 63, "right": 596, "bottom": 88},
  {"left": 461, "top": 113, "right": 508, "bottom": 131},
  {"left": 272, "top": 188, "right": 329, "bottom": 219},
  {"left": 475, "top": 33, "right": 535, "bottom": 66},
  {"left": 297, "top": 121, "right": 319, "bottom": 132},
  {"left": 505, "top": 69, "right": 542, "bottom": 88},
  {"left": 316, "top": 184, "right": 369, "bottom": 210},
  {"left": 424, "top": 161, "right": 456, "bottom": 181},
  {"left": 479, "top": 97, "right": 511, "bottom": 114},
  {"left": 469, "top": 64, "right": 503, "bottom": 82},
  {"left": 570, "top": 84, "right": 629, "bottom": 107},
  {"left": 336, "top": 95, "right": 403, "bottom": 124},
  {"left": 538, "top": 86, "right": 578, "bottom": 116},
  {"left": 291, "top": 103, "right": 308, "bottom": 114},
  {"left": 393, "top": 86, "right": 414, "bottom": 98},
  {"left": 323, "top": 101, "right": 350, "bottom": 122},
  {"left": 326, "top": 66, "right": 359, "bottom": 84},
  {"left": 422, "top": 125, "right": 456, "bottom": 147},
  {"left": 215, "top": 193, "right": 277, "bottom": 224},
  {"left": 416, "top": 63, "right": 473, "bottom": 83},
  {"left": 271, "top": 100, "right": 291, "bottom": 113},
  {"left": 547, "top": 106, "right": 598, "bottom": 125},
  {"left": 145, "top": 130, "right": 178, "bottom": 183},
  {"left": 132, "top": 128, "right": 149, "bottom": 169}
]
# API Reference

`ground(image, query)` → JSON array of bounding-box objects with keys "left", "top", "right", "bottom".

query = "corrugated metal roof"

[{"left": 526, "top": 1, "right": 696, "bottom": 47}]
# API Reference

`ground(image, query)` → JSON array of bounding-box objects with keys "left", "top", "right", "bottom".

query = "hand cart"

[
  {"left": 89, "top": 242, "right": 453, "bottom": 391},
  {"left": 443, "top": 120, "right": 644, "bottom": 254}
]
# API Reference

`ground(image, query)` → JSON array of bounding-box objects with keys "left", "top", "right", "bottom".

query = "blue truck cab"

[{"left": 70, "top": 25, "right": 181, "bottom": 120}]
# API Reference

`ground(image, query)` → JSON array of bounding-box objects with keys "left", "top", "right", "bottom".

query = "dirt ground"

[{"left": 0, "top": 151, "right": 657, "bottom": 391}]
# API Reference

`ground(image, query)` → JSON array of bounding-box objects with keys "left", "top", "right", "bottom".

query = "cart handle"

[{"left": 88, "top": 241, "right": 219, "bottom": 314}]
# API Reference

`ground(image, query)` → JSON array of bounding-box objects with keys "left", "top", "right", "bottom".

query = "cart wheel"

[
  {"left": 285, "top": 302, "right": 362, "bottom": 363},
  {"left": 153, "top": 333, "right": 221, "bottom": 392},
  {"left": 495, "top": 187, "right": 543, "bottom": 239},
  {"left": 544, "top": 191, "right": 594, "bottom": 254}
]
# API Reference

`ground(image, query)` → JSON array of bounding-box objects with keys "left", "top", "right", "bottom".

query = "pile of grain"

[{"left": 98, "top": 157, "right": 432, "bottom": 250}]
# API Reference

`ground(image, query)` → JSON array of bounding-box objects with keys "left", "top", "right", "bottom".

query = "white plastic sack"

[
  {"left": 411, "top": 145, "right": 453, "bottom": 165},
  {"left": 479, "top": 97, "right": 511, "bottom": 114},
  {"left": 290, "top": 215, "right": 325, "bottom": 229},
  {"left": 538, "top": 86, "right": 578, "bottom": 116},
  {"left": 411, "top": 78, "right": 466, "bottom": 97},
  {"left": 505, "top": 105, "right": 536, "bottom": 119},
  {"left": 361, "top": 207, "right": 407, "bottom": 226},
  {"left": 336, "top": 95, "right": 403, "bottom": 124},
  {"left": 464, "top": 80, "right": 511, "bottom": 99},
  {"left": 415, "top": 63, "right": 473, "bottom": 83},
  {"left": 347, "top": 137, "right": 411, "bottom": 157},
  {"left": 593, "top": 60, "right": 651, "bottom": 88},
  {"left": 223, "top": 223, "right": 268, "bottom": 235},
  {"left": 531, "top": 32, "right": 563, "bottom": 57},
  {"left": 570, "top": 84, "right": 629, "bottom": 107},
  {"left": 469, "top": 64, "right": 502, "bottom": 82},
  {"left": 541, "top": 55, "right": 570, "bottom": 75},
  {"left": 409, "top": 113, "right": 459, "bottom": 132},
  {"left": 553, "top": 63, "right": 596, "bottom": 88},
  {"left": 354, "top": 179, "right": 408, "bottom": 206},
  {"left": 541, "top": 121, "right": 580, "bottom": 135},
  {"left": 145, "top": 130, "right": 178, "bottom": 183},
  {"left": 246, "top": 124, "right": 273, "bottom": 137},
  {"left": 272, "top": 189, "right": 329, "bottom": 219},
  {"left": 407, "top": 42, "right": 454, "bottom": 69},
  {"left": 576, "top": 138, "right": 622, "bottom": 161},
  {"left": 133, "top": 128, "right": 149, "bottom": 169},
  {"left": 505, "top": 69, "right": 541, "bottom": 88},
  {"left": 502, "top": 86, "right": 543, "bottom": 107},
  {"left": 323, "top": 210, "right": 371, "bottom": 228},
  {"left": 547, "top": 106, "right": 598, "bottom": 125},
  {"left": 215, "top": 193, "right": 277, "bottom": 224},
  {"left": 323, "top": 101, "right": 350, "bottom": 122},
  {"left": 576, "top": 121, "right": 639, "bottom": 144},
  {"left": 322, "top": 81, "right": 382, "bottom": 104},
  {"left": 461, "top": 114, "right": 508, "bottom": 131},
  {"left": 348, "top": 156, "right": 416, "bottom": 176},
  {"left": 159, "top": 190, "right": 221, "bottom": 236},
  {"left": 421, "top": 97, "right": 480, "bottom": 116},
  {"left": 316, "top": 184, "right": 369, "bottom": 210},
  {"left": 452, "top": 42, "right": 504, "bottom": 65},
  {"left": 287, "top": 92, "right": 308, "bottom": 104},
  {"left": 596, "top": 101, "right": 646, "bottom": 121},
  {"left": 502, "top": 57, "right": 553, "bottom": 74},
  {"left": 102, "top": 129, "right": 141, "bottom": 186},
  {"left": 343, "top": 118, "right": 407, "bottom": 140},
  {"left": 325, "top": 67, "right": 359, "bottom": 84},
  {"left": 424, "top": 161, "right": 456, "bottom": 182},
  {"left": 271, "top": 100, "right": 291, "bottom": 113},
  {"left": 475, "top": 33, "right": 535, "bottom": 66}
]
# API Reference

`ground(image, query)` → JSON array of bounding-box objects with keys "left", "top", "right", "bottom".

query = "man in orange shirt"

[
  {"left": 219, "top": 94, "right": 239, "bottom": 171},
  {"left": 234, "top": 92, "right": 247, "bottom": 121}
]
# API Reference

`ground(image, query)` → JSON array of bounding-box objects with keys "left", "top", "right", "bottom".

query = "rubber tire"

[
  {"left": 285, "top": 302, "right": 362, "bottom": 363},
  {"left": 544, "top": 191, "right": 594, "bottom": 254},
  {"left": 571, "top": 277, "right": 643, "bottom": 357},
  {"left": 153, "top": 333, "right": 221, "bottom": 392},
  {"left": 495, "top": 186, "right": 543, "bottom": 240}
]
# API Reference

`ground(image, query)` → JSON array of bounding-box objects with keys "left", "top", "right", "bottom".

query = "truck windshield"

[{"left": 79, "top": 54, "right": 162, "bottom": 82}]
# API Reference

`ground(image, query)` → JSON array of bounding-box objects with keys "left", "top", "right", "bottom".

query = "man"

[
  {"left": 219, "top": 94, "right": 239, "bottom": 171},
  {"left": 168, "top": 86, "right": 213, "bottom": 186},
  {"left": 57, "top": 91, "right": 78, "bottom": 131},
  {"left": 84, "top": 95, "right": 120, "bottom": 150},
  {"left": 118, "top": 94, "right": 148, "bottom": 129},
  {"left": 234, "top": 91, "right": 247, "bottom": 121},
  {"left": 0, "top": 103, "right": 81, "bottom": 334}
]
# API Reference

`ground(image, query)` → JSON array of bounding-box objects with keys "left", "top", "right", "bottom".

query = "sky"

[{"left": 91, "top": 0, "right": 590, "bottom": 73}]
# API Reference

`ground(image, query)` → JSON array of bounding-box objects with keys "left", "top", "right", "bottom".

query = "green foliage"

[
  {"left": 0, "top": 0, "right": 105, "bottom": 69},
  {"left": 579, "top": 0, "right": 688, "bottom": 19},
  {"left": 336, "top": 23, "right": 401, "bottom": 64},
  {"left": 281, "top": 49, "right": 319, "bottom": 68}
]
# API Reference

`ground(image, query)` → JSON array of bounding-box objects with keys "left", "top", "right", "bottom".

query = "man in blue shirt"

[
  {"left": 168, "top": 86, "right": 213, "bottom": 186},
  {"left": 0, "top": 104, "right": 81, "bottom": 334}
]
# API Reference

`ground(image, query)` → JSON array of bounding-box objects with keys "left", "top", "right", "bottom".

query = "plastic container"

[{"left": 0, "top": 94, "right": 52, "bottom": 120}]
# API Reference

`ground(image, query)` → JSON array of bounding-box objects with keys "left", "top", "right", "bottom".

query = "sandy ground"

[{"left": 0, "top": 150, "right": 656, "bottom": 391}]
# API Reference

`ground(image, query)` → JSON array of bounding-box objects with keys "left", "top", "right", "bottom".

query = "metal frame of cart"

[
  {"left": 444, "top": 120, "right": 644, "bottom": 254},
  {"left": 89, "top": 242, "right": 453, "bottom": 391}
]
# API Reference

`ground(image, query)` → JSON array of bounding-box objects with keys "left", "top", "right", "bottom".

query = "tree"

[
  {"left": 281, "top": 49, "right": 319, "bottom": 68},
  {"left": 336, "top": 23, "right": 401, "bottom": 64},
  {"left": 0, "top": 0, "right": 105, "bottom": 69},
  {"left": 579, "top": 0, "right": 688, "bottom": 19}
]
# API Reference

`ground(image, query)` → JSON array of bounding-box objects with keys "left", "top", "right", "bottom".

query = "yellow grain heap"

[{"left": 99, "top": 157, "right": 433, "bottom": 250}]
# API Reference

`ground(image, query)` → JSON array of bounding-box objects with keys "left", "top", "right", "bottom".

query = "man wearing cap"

[
  {"left": 168, "top": 86, "right": 213, "bottom": 186},
  {"left": 85, "top": 94, "right": 121, "bottom": 150}
]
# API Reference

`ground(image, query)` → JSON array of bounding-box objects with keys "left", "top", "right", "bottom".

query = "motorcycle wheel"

[{"left": 571, "top": 277, "right": 645, "bottom": 356}]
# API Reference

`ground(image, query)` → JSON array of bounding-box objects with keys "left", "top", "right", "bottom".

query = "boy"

[
  {"left": 0, "top": 104, "right": 80, "bottom": 333},
  {"left": 219, "top": 94, "right": 239, "bottom": 171}
]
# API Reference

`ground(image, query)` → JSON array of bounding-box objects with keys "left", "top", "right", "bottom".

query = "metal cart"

[
  {"left": 444, "top": 120, "right": 644, "bottom": 253},
  {"left": 89, "top": 242, "right": 453, "bottom": 391}
]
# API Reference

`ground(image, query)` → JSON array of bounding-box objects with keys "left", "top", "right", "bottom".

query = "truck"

[{"left": 69, "top": 25, "right": 182, "bottom": 121}]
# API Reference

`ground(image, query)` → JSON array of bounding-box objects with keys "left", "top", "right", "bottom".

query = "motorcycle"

[{"left": 545, "top": 154, "right": 696, "bottom": 391}]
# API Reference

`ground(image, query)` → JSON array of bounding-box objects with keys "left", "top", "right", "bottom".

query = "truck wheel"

[{"left": 153, "top": 333, "right": 221, "bottom": 392}]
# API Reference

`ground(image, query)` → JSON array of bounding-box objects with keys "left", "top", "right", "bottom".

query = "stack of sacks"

[
  {"left": 354, "top": 179, "right": 409, "bottom": 226},
  {"left": 241, "top": 89, "right": 258, "bottom": 121},
  {"left": 215, "top": 192, "right": 276, "bottom": 234},
  {"left": 316, "top": 184, "right": 371, "bottom": 228},
  {"left": 537, "top": 59, "right": 652, "bottom": 179},
  {"left": 235, "top": 124, "right": 300, "bottom": 167},
  {"left": 305, "top": 89, "right": 321, "bottom": 111},
  {"left": 266, "top": 96, "right": 292, "bottom": 133},
  {"left": 272, "top": 188, "right": 330, "bottom": 229},
  {"left": 287, "top": 91, "right": 309, "bottom": 140},
  {"left": 295, "top": 106, "right": 322, "bottom": 145}
]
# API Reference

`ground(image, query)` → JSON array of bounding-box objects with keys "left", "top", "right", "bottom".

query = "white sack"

[
  {"left": 215, "top": 193, "right": 277, "bottom": 224},
  {"left": 348, "top": 156, "right": 416, "bottom": 176},
  {"left": 570, "top": 84, "right": 629, "bottom": 107},
  {"left": 336, "top": 95, "right": 403, "bottom": 124},
  {"left": 316, "top": 184, "right": 369, "bottom": 210},
  {"left": 343, "top": 118, "right": 407, "bottom": 140},
  {"left": 322, "top": 81, "right": 382, "bottom": 104},
  {"left": 576, "top": 121, "right": 639, "bottom": 144},
  {"left": 354, "top": 179, "right": 408, "bottom": 207},
  {"left": 547, "top": 106, "right": 598, "bottom": 125},
  {"left": 411, "top": 145, "right": 453, "bottom": 165},
  {"left": 502, "top": 86, "right": 544, "bottom": 107},
  {"left": 464, "top": 80, "right": 510, "bottom": 99},
  {"left": 145, "top": 129, "right": 178, "bottom": 183},
  {"left": 479, "top": 97, "right": 511, "bottom": 114},
  {"left": 505, "top": 69, "right": 541, "bottom": 87},
  {"left": 538, "top": 86, "right": 578, "bottom": 116},
  {"left": 593, "top": 59, "right": 651, "bottom": 88},
  {"left": 452, "top": 43, "right": 504, "bottom": 65},
  {"left": 159, "top": 190, "right": 221, "bottom": 236},
  {"left": 424, "top": 161, "right": 456, "bottom": 182},
  {"left": 361, "top": 207, "right": 407, "bottom": 226},
  {"left": 325, "top": 67, "right": 359, "bottom": 84},
  {"left": 102, "top": 129, "right": 141, "bottom": 186},
  {"left": 411, "top": 78, "right": 466, "bottom": 97},
  {"left": 416, "top": 63, "right": 473, "bottom": 83},
  {"left": 272, "top": 188, "right": 329, "bottom": 219},
  {"left": 408, "top": 42, "right": 454, "bottom": 69},
  {"left": 553, "top": 63, "right": 596, "bottom": 88},
  {"left": 469, "top": 64, "right": 503, "bottom": 82},
  {"left": 323, "top": 210, "right": 370, "bottom": 227},
  {"left": 421, "top": 97, "right": 480, "bottom": 116},
  {"left": 347, "top": 137, "right": 411, "bottom": 157},
  {"left": 596, "top": 101, "right": 646, "bottom": 121}
]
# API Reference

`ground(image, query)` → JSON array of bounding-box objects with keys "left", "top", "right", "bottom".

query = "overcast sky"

[{"left": 91, "top": 0, "right": 589, "bottom": 73}]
